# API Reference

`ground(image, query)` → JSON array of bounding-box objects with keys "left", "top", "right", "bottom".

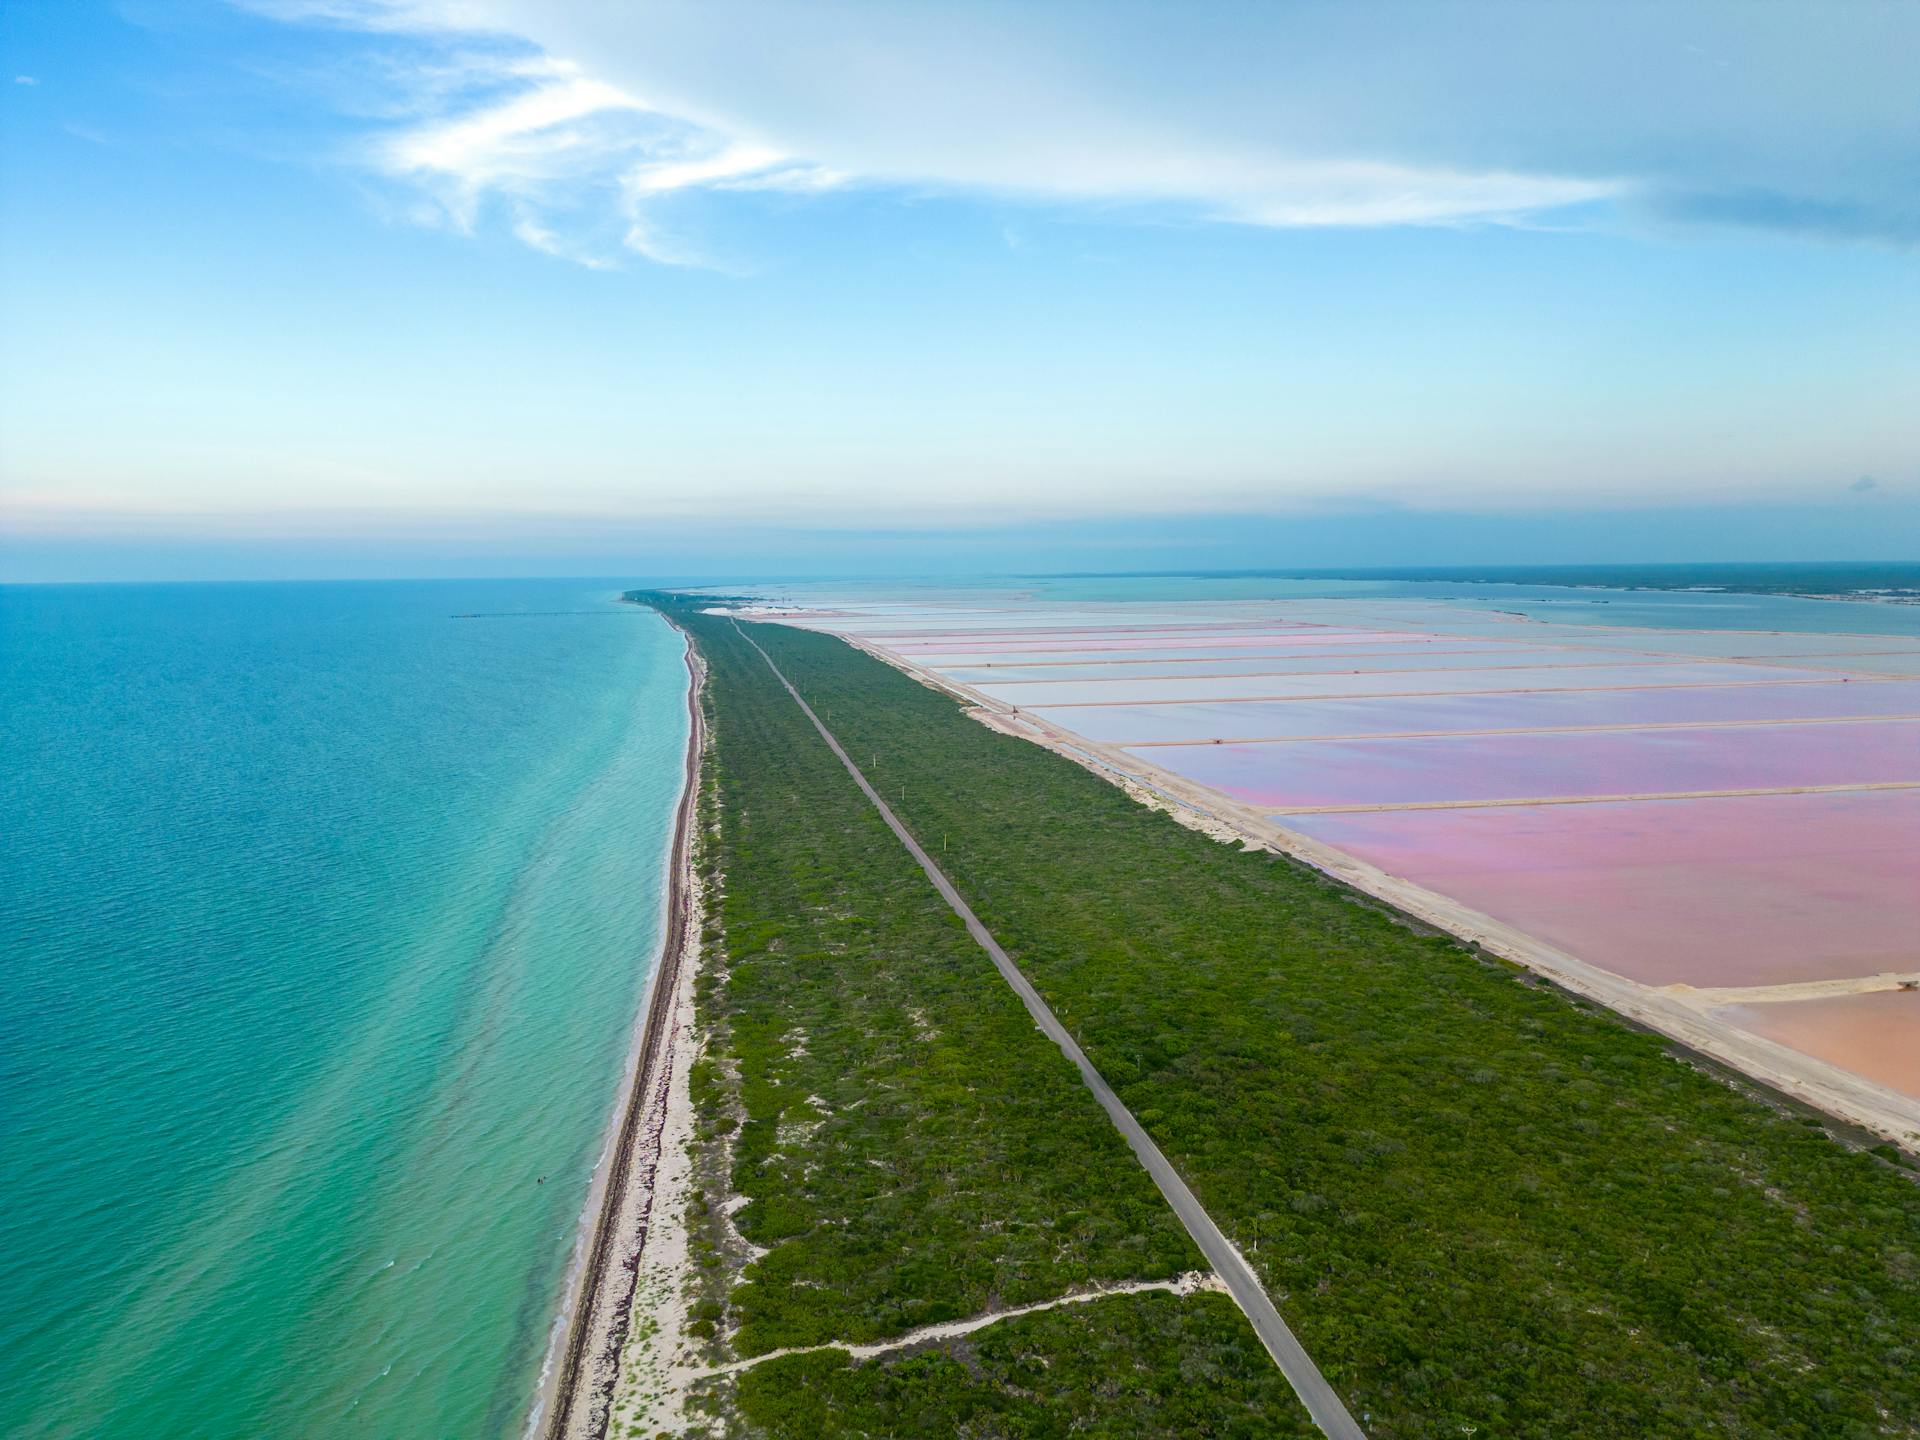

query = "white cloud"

[
  {"left": 623, "top": 141, "right": 786, "bottom": 196},
  {"left": 508, "top": 207, "right": 616, "bottom": 270},
  {"left": 336, "top": 43, "right": 810, "bottom": 266},
  {"left": 13, "top": 75, "right": 39, "bottom": 86},
  {"left": 382, "top": 64, "right": 635, "bottom": 185},
  {"left": 385, "top": 86, "right": 637, "bottom": 244},
  {"left": 247, "top": 0, "right": 1920, "bottom": 266},
  {"left": 717, "top": 165, "right": 849, "bottom": 195}
]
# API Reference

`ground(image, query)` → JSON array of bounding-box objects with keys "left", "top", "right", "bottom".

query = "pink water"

[
  {"left": 1715, "top": 993, "right": 1920, "bottom": 1100},
  {"left": 944, "top": 647, "right": 1700, "bottom": 682},
  {"left": 920, "top": 643, "right": 1504, "bottom": 669},
  {"left": 894, "top": 630, "right": 1438, "bottom": 655},
  {"left": 1137, "top": 719, "right": 1920, "bottom": 810},
  {"left": 1542, "top": 633, "right": 1920, "bottom": 659},
  {"left": 1286, "top": 790, "right": 1920, "bottom": 985},
  {"left": 799, "top": 598, "right": 1920, "bottom": 1099},
  {"left": 982, "top": 662, "right": 1853, "bottom": 708},
  {"left": 1040, "top": 680, "right": 1920, "bottom": 744}
]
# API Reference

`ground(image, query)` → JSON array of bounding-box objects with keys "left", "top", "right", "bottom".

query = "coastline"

[{"left": 529, "top": 620, "right": 707, "bottom": 1440}]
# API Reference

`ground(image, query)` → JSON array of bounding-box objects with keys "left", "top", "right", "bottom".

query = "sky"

[{"left": 1, "top": 0, "right": 1917, "bottom": 581}]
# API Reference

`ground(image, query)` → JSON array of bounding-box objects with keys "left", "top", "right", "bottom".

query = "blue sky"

[{"left": 2, "top": 0, "right": 1916, "bottom": 580}]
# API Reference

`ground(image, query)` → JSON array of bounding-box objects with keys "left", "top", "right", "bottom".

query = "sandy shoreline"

[{"left": 529, "top": 626, "right": 707, "bottom": 1440}]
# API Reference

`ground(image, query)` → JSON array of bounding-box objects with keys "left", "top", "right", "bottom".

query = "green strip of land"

[
  {"left": 653, "top": 598, "right": 1316, "bottom": 1438},
  {"left": 646, "top": 593, "right": 1920, "bottom": 1440}
]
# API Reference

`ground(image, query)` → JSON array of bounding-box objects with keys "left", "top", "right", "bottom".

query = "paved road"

[{"left": 734, "top": 621, "right": 1367, "bottom": 1440}]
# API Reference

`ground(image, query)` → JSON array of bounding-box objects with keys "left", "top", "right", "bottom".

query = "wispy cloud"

[
  {"left": 356, "top": 51, "right": 810, "bottom": 267},
  {"left": 507, "top": 206, "right": 616, "bottom": 270},
  {"left": 13, "top": 75, "right": 39, "bottom": 86},
  {"left": 241, "top": 0, "right": 1920, "bottom": 266},
  {"left": 239, "top": 1, "right": 1625, "bottom": 266},
  {"left": 622, "top": 141, "right": 785, "bottom": 196},
  {"left": 240, "top": 2, "right": 823, "bottom": 267}
]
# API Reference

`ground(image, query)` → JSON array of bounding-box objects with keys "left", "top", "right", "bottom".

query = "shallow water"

[
  {"left": 1013, "top": 572, "right": 1920, "bottom": 636},
  {"left": 1146, "top": 719, "right": 1920, "bottom": 810},
  {"left": 978, "top": 661, "right": 1853, "bottom": 708},
  {"left": 1286, "top": 790, "right": 1920, "bottom": 987},
  {"left": 1044, "top": 679, "right": 1920, "bottom": 744},
  {"left": 1717, "top": 992, "right": 1920, "bottom": 1100},
  {"left": 0, "top": 580, "right": 687, "bottom": 1439}
]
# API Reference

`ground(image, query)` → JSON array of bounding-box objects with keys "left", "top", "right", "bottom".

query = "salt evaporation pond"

[
  {"left": 1285, "top": 789, "right": 1920, "bottom": 987},
  {"left": 1715, "top": 992, "right": 1920, "bottom": 1101},
  {"left": 1040, "top": 678, "right": 1920, "bottom": 744},
  {"left": 1139, "top": 718, "right": 1920, "bottom": 811},
  {"left": 978, "top": 661, "right": 1854, "bottom": 708},
  {"left": 751, "top": 575, "right": 1920, "bottom": 1139}
]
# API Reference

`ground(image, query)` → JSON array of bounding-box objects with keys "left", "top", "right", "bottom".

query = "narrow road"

[{"left": 733, "top": 621, "right": 1367, "bottom": 1440}]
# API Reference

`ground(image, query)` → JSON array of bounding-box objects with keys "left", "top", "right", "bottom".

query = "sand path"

[{"left": 694, "top": 1274, "right": 1223, "bottom": 1380}]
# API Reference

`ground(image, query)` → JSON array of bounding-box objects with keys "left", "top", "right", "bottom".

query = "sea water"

[
  {"left": 0, "top": 580, "right": 687, "bottom": 1438},
  {"left": 745, "top": 567, "right": 1920, "bottom": 638},
  {"left": 1019, "top": 570, "right": 1920, "bottom": 636}
]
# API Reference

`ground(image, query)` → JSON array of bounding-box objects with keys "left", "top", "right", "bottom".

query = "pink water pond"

[
  {"left": 1038, "top": 679, "right": 1920, "bottom": 744},
  {"left": 1284, "top": 790, "right": 1920, "bottom": 986},
  {"left": 892, "top": 630, "right": 1435, "bottom": 655},
  {"left": 918, "top": 643, "right": 1504, "bottom": 669},
  {"left": 941, "top": 648, "right": 1708, "bottom": 686},
  {"left": 1137, "top": 719, "right": 1920, "bottom": 810},
  {"left": 980, "top": 662, "right": 1852, "bottom": 708},
  {"left": 1714, "top": 993, "right": 1920, "bottom": 1100}
]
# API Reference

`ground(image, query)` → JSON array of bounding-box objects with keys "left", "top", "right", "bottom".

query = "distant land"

[{"left": 1028, "top": 561, "right": 1920, "bottom": 604}]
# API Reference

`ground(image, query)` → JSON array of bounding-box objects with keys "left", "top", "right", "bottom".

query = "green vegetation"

[
  {"left": 642, "top": 592, "right": 1920, "bottom": 1440},
  {"left": 648, "top": 594, "right": 1306, "bottom": 1434},
  {"left": 737, "top": 1290, "right": 1314, "bottom": 1438}
]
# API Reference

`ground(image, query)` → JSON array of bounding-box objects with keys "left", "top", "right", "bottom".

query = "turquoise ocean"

[{"left": 0, "top": 581, "right": 689, "bottom": 1439}]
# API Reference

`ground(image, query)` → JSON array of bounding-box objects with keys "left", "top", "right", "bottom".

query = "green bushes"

[
  {"left": 736, "top": 1290, "right": 1316, "bottom": 1439},
  {"left": 637, "top": 597, "right": 1317, "bottom": 1435},
  {"left": 681, "top": 604, "right": 1920, "bottom": 1440},
  {"left": 656, "top": 601, "right": 1220, "bottom": 1369}
]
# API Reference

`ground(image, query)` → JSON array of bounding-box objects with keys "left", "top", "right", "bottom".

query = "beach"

[{"left": 533, "top": 628, "right": 707, "bottom": 1440}]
